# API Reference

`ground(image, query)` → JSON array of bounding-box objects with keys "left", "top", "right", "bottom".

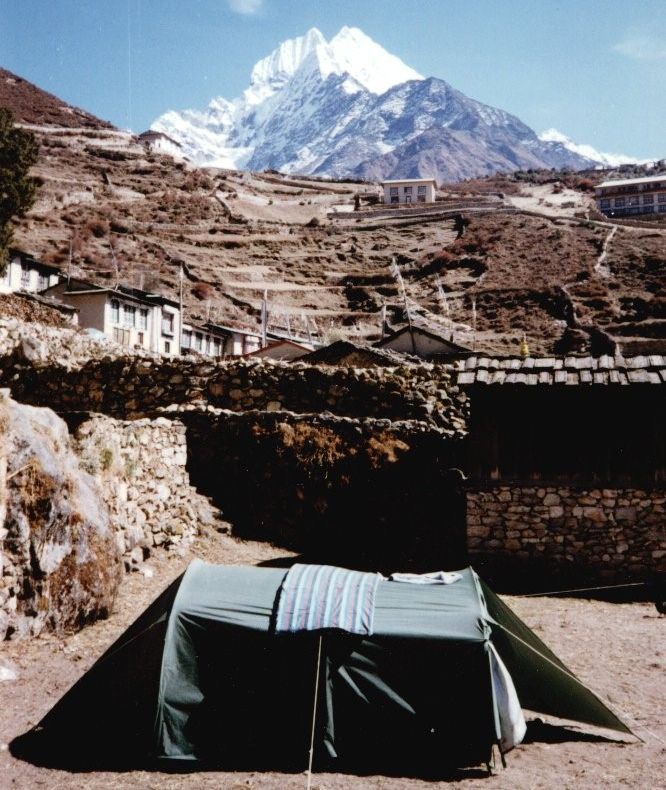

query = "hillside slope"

[{"left": 4, "top": 116, "right": 663, "bottom": 355}]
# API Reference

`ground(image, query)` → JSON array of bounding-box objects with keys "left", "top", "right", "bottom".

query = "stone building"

[{"left": 458, "top": 354, "right": 666, "bottom": 585}]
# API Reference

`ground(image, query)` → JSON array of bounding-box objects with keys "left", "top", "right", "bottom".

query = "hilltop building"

[
  {"left": 138, "top": 130, "right": 184, "bottom": 160},
  {"left": 595, "top": 174, "right": 666, "bottom": 217},
  {"left": 1, "top": 251, "right": 60, "bottom": 295},
  {"left": 381, "top": 178, "right": 436, "bottom": 205}
]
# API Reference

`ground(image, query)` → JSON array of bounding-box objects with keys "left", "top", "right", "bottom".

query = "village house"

[
  {"left": 204, "top": 323, "right": 262, "bottom": 356},
  {"left": 137, "top": 130, "right": 185, "bottom": 160},
  {"left": 457, "top": 353, "right": 666, "bottom": 585},
  {"left": 247, "top": 338, "right": 312, "bottom": 361},
  {"left": 377, "top": 319, "right": 471, "bottom": 358},
  {"left": 1, "top": 251, "right": 60, "bottom": 295},
  {"left": 595, "top": 174, "right": 666, "bottom": 217},
  {"left": 43, "top": 279, "right": 182, "bottom": 355},
  {"left": 381, "top": 177, "right": 436, "bottom": 205},
  {"left": 181, "top": 322, "right": 227, "bottom": 358}
]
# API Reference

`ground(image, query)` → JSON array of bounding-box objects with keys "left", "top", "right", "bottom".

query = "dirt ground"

[{"left": 0, "top": 533, "right": 663, "bottom": 790}]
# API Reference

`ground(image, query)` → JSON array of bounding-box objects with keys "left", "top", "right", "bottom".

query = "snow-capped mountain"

[
  {"left": 538, "top": 128, "right": 643, "bottom": 168},
  {"left": 152, "top": 27, "right": 613, "bottom": 181}
]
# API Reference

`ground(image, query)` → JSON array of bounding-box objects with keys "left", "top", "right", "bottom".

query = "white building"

[
  {"left": 181, "top": 322, "right": 227, "bottom": 358},
  {"left": 43, "top": 279, "right": 182, "bottom": 355},
  {"left": 205, "top": 323, "right": 262, "bottom": 356},
  {"left": 595, "top": 174, "right": 666, "bottom": 217},
  {"left": 138, "top": 131, "right": 184, "bottom": 160},
  {"left": 377, "top": 320, "right": 470, "bottom": 358},
  {"left": 1, "top": 251, "right": 60, "bottom": 294},
  {"left": 382, "top": 178, "right": 436, "bottom": 205}
]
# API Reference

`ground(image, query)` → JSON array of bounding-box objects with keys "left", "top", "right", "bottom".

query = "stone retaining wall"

[
  {"left": 71, "top": 414, "right": 223, "bottom": 570},
  {"left": 467, "top": 485, "right": 666, "bottom": 583},
  {"left": 0, "top": 318, "right": 465, "bottom": 433},
  {"left": 176, "top": 407, "right": 467, "bottom": 571}
]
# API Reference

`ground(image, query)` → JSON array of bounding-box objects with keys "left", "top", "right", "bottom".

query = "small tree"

[{"left": 0, "top": 109, "right": 40, "bottom": 272}]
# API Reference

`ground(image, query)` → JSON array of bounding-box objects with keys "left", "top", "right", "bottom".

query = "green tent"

[{"left": 14, "top": 561, "right": 630, "bottom": 773}]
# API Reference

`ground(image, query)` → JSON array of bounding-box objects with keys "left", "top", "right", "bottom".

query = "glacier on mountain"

[{"left": 152, "top": 26, "right": 625, "bottom": 181}]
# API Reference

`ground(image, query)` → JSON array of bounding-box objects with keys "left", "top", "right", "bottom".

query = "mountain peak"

[{"left": 151, "top": 27, "right": 612, "bottom": 178}]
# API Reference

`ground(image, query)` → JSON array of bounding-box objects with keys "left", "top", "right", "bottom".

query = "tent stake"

[{"left": 306, "top": 635, "right": 323, "bottom": 790}]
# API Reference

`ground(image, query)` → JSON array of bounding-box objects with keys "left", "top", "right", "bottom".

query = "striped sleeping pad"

[{"left": 274, "top": 563, "right": 382, "bottom": 636}]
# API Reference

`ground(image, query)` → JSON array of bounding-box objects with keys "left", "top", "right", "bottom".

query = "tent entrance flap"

[{"left": 481, "top": 580, "right": 632, "bottom": 736}]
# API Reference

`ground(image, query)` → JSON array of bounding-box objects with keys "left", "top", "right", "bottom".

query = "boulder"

[{"left": 0, "top": 391, "right": 120, "bottom": 639}]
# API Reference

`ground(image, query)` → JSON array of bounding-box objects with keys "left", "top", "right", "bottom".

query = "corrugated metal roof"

[{"left": 456, "top": 355, "right": 666, "bottom": 385}]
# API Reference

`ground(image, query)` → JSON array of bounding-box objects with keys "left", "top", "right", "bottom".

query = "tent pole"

[{"left": 306, "top": 635, "right": 323, "bottom": 790}]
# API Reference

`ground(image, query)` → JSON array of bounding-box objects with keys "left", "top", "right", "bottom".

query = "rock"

[{"left": 0, "top": 392, "right": 120, "bottom": 638}]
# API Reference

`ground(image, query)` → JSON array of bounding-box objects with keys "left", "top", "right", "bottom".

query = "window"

[
  {"left": 123, "top": 304, "right": 136, "bottom": 327},
  {"left": 112, "top": 327, "right": 130, "bottom": 346},
  {"left": 658, "top": 194, "right": 666, "bottom": 203},
  {"left": 405, "top": 195, "right": 412, "bottom": 203},
  {"left": 403, "top": 186, "right": 412, "bottom": 194},
  {"left": 38, "top": 272, "right": 50, "bottom": 291},
  {"left": 110, "top": 299, "right": 120, "bottom": 324},
  {"left": 417, "top": 185, "right": 426, "bottom": 194},
  {"left": 627, "top": 196, "right": 640, "bottom": 206},
  {"left": 417, "top": 195, "right": 426, "bottom": 203},
  {"left": 390, "top": 196, "right": 399, "bottom": 204},
  {"left": 213, "top": 338, "right": 221, "bottom": 356},
  {"left": 659, "top": 205, "right": 666, "bottom": 213},
  {"left": 614, "top": 198, "right": 625, "bottom": 208},
  {"left": 182, "top": 329, "right": 192, "bottom": 349},
  {"left": 164, "top": 341, "right": 171, "bottom": 354},
  {"left": 138, "top": 308, "right": 149, "bottom": 330},
  {"left": 195, "top": 332, "right": 203, "bottom": 351},
  {"left": 599, "top": 199, "right": 611, "bottom": 209},
  {"left": 162, "top": 311, "right": 175, "bottom": 335},
  {"left": 389, "top": 187, "right": 398, "bottom": 196},
  {"left": 20, "top": 264, "right": 31, "bottom": 288},
  {"left": 137, "top": 332, "right": 145, "bottom": 346}
]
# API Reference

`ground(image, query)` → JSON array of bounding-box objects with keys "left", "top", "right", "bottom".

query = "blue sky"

[{"left": 1, "top": 0, "right": 664, "bottom": 159}]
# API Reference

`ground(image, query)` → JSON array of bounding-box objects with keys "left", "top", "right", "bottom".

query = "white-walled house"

[
  {"left": 43, "top": 279, "right": 182, "bottom": 355},
  {"left": 382, "top": 178, "right": 436, "bottom": 205},
  {"left": 181, "top": 322, "right": 227, "bottom": 358},
  {"left": 595, "top": 174, "right": 666, "bottom": 217},
  {"left": 1, "top": 251, "right": 60, "bottom": 294},
  {"left": 138, "top": 131, "right": 185, "bottom": 160},
  {"left": 377, "top": 320, "right": 470, "bottom": 358},
  {"left": 205, "top": 323, "right": 262, "bottom": 356}
]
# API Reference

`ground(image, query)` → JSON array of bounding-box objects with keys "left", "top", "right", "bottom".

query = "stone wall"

[
  {"left": 176, "top": 406, "right": 467, "bottom": 572},
  {"left": 467, "top": 485, "right": 666, "bottom": 585},
  {"left": 71, "top": 414, "right": 224, "bottom": 571},
  {"left": 0, "top": 317, "right": 466, "bottom": 434}
]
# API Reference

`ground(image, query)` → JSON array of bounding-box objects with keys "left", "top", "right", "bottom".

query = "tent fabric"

[{"left": 15, "top": 561, "right": 631, "bottom": 774}]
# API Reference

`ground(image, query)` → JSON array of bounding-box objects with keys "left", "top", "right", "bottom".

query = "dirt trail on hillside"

[{"left": 1, "top": 531, "right": 663, "bottom": 790}]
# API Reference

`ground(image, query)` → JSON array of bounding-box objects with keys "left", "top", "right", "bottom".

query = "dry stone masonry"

[
  {"left": 467, "top": 486, "right": 666, "bottom": 583},
  {"left": 72, "top": 414, "right": 224, "bottom": 570},
  {"left": 0, "top": 319, "right": 467, "bottom": 435}
]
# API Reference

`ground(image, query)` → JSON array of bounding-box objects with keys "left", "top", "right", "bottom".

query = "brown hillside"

[
  {"left": 0, "top": 68, "right": 114, "bottom": 129},
  {"left": 7, "top": 122, "right": 666, "bottom": 355}
]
